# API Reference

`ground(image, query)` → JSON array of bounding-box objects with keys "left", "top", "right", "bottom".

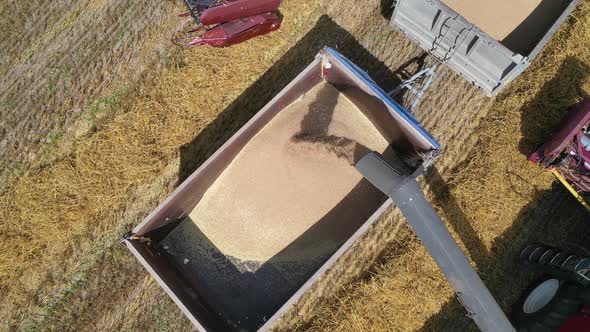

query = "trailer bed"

[{"left": 123, "top": 48, "right": 441, "bottom": 331}]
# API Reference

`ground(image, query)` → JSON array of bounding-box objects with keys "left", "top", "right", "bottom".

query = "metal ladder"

[{"left": 431, "top": 17, "right": 469, "bottom": 62}]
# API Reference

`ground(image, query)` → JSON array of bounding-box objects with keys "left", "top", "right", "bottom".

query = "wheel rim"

[{"left": 523, "top": 278, "right": 560, "bottom": 314}]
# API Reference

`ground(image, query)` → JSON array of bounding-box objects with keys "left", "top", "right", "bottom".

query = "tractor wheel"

[{"left": 512, "top": 277, "right": 583, "bottom": 332}]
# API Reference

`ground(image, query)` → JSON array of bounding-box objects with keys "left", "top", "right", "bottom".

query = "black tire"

[{"left": 511, "top": 277, "right": 583, "bottom": 332}]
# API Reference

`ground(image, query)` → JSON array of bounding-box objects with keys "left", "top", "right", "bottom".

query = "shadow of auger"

[
  {"left": 177, "top": 14, "right": 405, "bottom": 183},
  {"left": 425, "top": 167, "right": 490, "bottom": 264}
]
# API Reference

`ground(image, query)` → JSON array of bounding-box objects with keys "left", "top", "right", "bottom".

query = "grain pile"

[
  {"left": 442, "top": 0, "right": 542, "bottom": 40},
  {"left": 442, "top": 0, "right": 567, "bottom": 54},
  {"left": 188, "top": 81, "right": 390, "bottom": 262}
]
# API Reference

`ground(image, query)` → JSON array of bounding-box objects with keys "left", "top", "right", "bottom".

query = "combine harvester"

[
  {"left": 172, "top": 0, "right": 282, "bottom": 47},
  {"left": 529, "top": 99, "right": 590, "bottom": 212}
]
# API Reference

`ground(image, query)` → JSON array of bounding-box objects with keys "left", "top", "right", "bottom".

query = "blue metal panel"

[{"left": 326, "top": 47, "right": 441, "bottom": 150}]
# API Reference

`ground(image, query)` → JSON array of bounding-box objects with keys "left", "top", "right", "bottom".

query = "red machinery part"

[
  {"left": 528, "top": 99, "right": 590, "bottom": 195},
  {"left": 557, "top": 309, "right": 590, "bottom": 332},
  {"left": 199, "top": 0, "right": 281, "bottom": 26},
  {"left": 189, "top": 13, "right": 281, "bottom": 47},
  {"left": 530, "top": 99, "right": 590, "bottom": 164}
]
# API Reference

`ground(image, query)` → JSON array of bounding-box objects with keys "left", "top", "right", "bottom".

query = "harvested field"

[
  {"left": 0, "top": 0, "right": 181, "bottom": 185},
  {"left": 0, "top": 0, "right": 589, "bottom": 331}
]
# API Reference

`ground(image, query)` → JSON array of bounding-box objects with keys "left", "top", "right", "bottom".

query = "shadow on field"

[
  {"left": 380, "top": 0, "right": 396, "bottom": 20},
  {"left": 425, "top": 167, "right": 489, "bottom": 264},
  {"left": 178, "top": 15, "right": 409, "bottom": 181},
  {"left": 419, "top": 58, "right": 590, "bottom": 331},
  {"left": 519, "top": 56, "right": 590, "bottom": 154}
]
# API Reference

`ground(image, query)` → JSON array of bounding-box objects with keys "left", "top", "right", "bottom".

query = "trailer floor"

[{"left": 161, "top": 217, "right": 332, "bottom": 331}]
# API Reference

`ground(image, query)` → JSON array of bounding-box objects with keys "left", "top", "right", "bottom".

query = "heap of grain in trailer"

[
  {"left": 391, "top": 0, "right": 579, "bottom": 96},
  {"left": 122, "top": 48, "right": 441, "bottom": 331}
]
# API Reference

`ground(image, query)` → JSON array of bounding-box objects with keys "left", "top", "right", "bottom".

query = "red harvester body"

[{"left": 173, "top": 0, "right": 282, "bottom": 48}]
